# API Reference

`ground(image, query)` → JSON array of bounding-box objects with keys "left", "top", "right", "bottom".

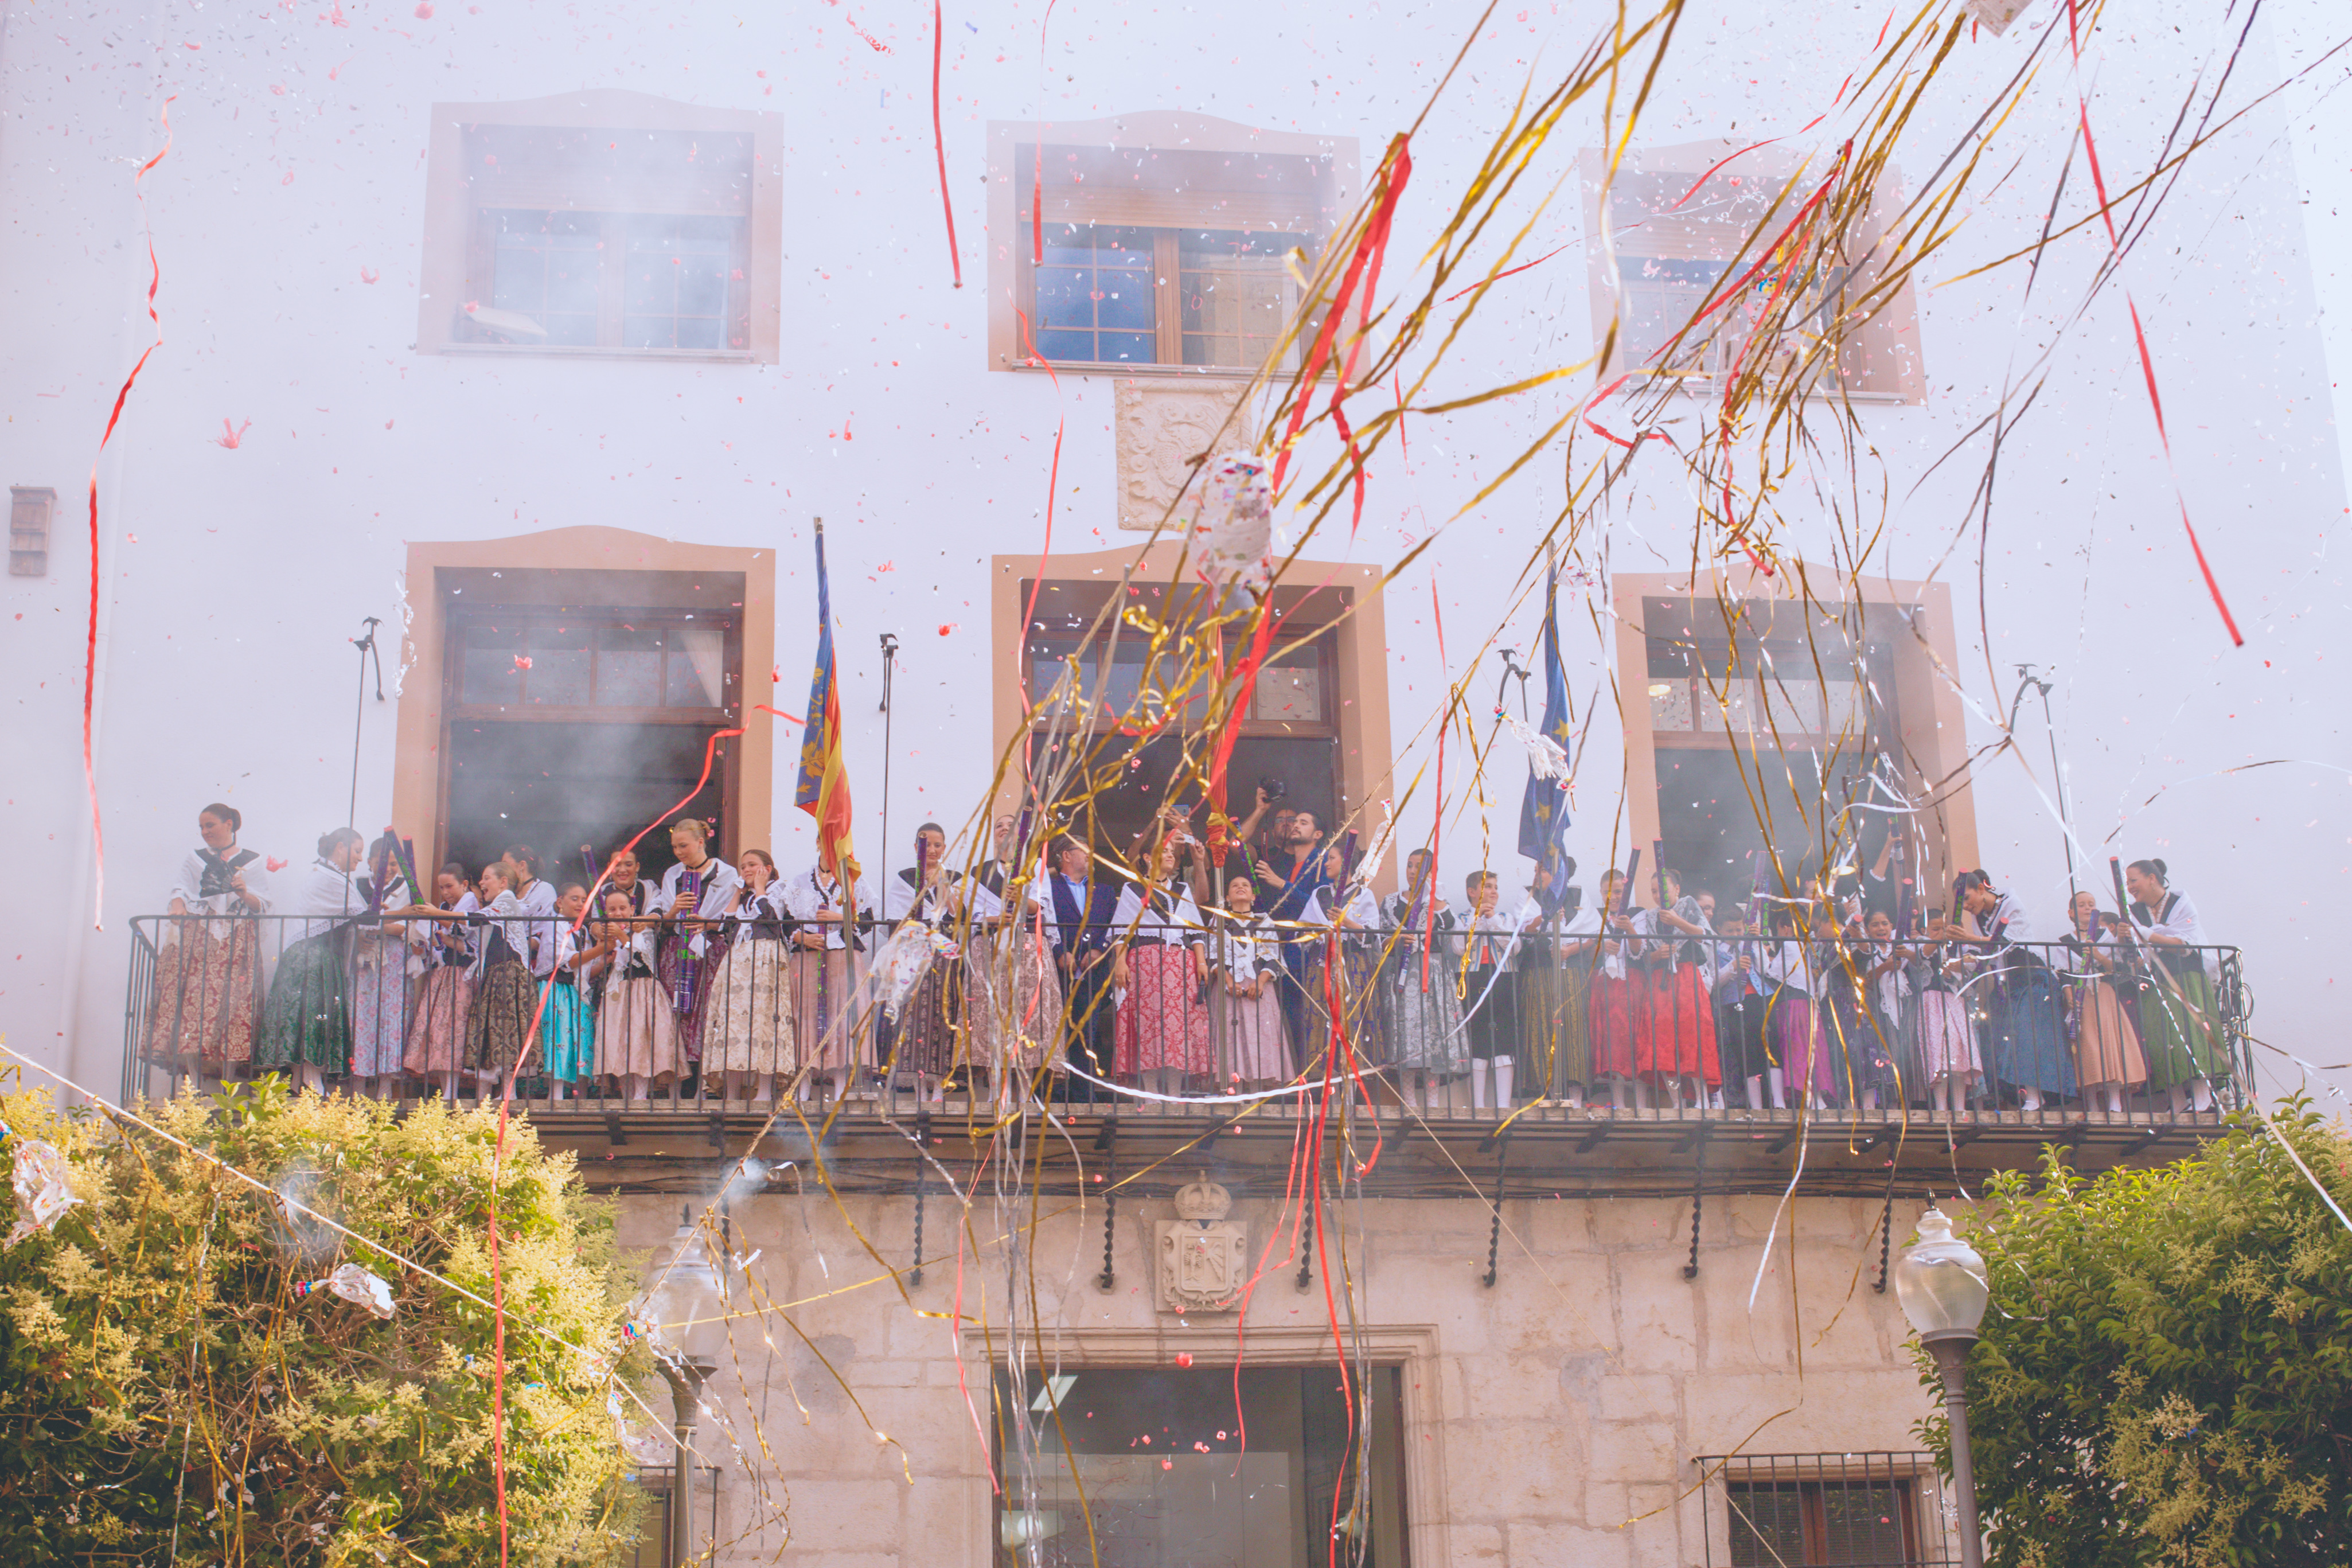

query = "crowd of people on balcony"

[{"left": 139, "top": 793, "right": 2234, "bottom": 1118}]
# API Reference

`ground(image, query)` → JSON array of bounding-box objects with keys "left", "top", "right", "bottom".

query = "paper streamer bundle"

[
  {"left": 1185, "top": 453, "right": 1274, "bottom": 593},
  {"left": 5, "top": 1136, "right": 78, "bottom": 1248}
]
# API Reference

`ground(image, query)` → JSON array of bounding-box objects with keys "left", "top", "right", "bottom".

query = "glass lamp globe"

[
  {"left": 639, "top": 1217, "right": 730, "bottom": 1366},
  {"left": 1893, "top": 1205, "right": 1990, "bottom": 1339}
]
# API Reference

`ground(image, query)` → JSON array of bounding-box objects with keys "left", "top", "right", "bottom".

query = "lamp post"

[
  {"left": 1893, "top": 1206, "right": 1990, "bottom": 1568},
  {"left": 639, "top": 1209, "right": 728, "bottom": 1567}
]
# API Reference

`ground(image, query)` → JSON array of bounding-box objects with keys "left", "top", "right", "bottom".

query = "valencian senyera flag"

[
  {"left": 1516, "top": 565, "right": 1575, "bottom": 912},
  {"left": 794, "top": 519, "right": 857, "bottom": 875}
]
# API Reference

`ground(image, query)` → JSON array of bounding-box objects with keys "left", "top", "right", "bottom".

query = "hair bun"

[{"left": 2152, "top": 858, "right": 2168, "bottom": 880}]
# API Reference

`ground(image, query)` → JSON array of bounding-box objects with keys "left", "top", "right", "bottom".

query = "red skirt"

[
  {"left": 1114, "top": 944, "right": 1212, "bottom": 1078},
  {"left": 1589, "top": 973, "right": 1653, "bottom": 1079},
  {"left": 1647, "top": 964, "right": 1722, "bottom": 1086}
]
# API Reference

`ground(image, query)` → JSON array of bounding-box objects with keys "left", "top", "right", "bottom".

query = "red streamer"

[
  {"left": 1441, "top": 241, "right": 1571, "bottom": 302},
  {"left": 930, "top": 0, "right": 962, "bottom": 288}
]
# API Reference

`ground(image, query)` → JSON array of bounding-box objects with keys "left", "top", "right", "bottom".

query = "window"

[
  {"left": 418, "top": 91, "right": 782, "bottom": 361},
  {"left": 1700, "top": 1453, "right": 1954, "bottom": 1567},
  {"left": 1582, "top": 142, "right": 1925, "bottom": 401},
  {"left": 997, "top": 1364, "right": 1408, "bottom": 1567},
  {"left": 987, "top": 113, "right": 1359, "bottom": 375},
  {"left": 9, "top": 486, "right": 53, "bottom": 577}
]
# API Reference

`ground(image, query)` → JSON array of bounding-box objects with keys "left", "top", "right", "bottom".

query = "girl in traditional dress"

[
  {"left": 2124, "top": 859, "right": 2226, "bottom": 1113},
  {"left": 787, "top": 846, "right": 876, "bottom": 1098},
  {"left": 703, "top": 849, "right": 796, "bottom": 1104},
  {"left": 498, "top": 845, "right": 560, "bottom": 978},
  {"left": 147, "top": 802, "right": 270, "bottom": 1083},
  {"left": 256, "top": 828, "right": 366, "bottom": 1094},
  {"left": 881, "top": 824, "right": 966, "bottom": 1097},
  {"left": 1207, "top": 874, "right": 1288, "bottom": 1089},
  {"left": 1760, "top": 905, "right": 1835, "bottom": 1109},
  {"left": 1644, "top": 868, "right": 1723, "bottom": 1109},
  {"left": 1937, "top": 871, "right": 2072, "bottom": 1112},
  {"left": 1457, "top": 871, "right": 1526, "bottom": 1111},
  {"left": 1858, "top": 910, "right": 1919, "bottom": 1107},
  {"left": 463, "top": 861, "right": 541, "bottom": 1098},
  {"left": 595, "top": 886, "right": 680, "bottom": 1101},
  {"left": 1379, "top": 850, "right": 1464, "bottom": 1095},
  {"left": 603, "top": 848, "right": 659, "bottom": 914},
  {"left": 538, "top": 880, "right": 603, "bottom": 1098},
  {"left": 1525, "top": 887, "right": 1600, "bottom": 1108},
  {"left": 404, "top": 864, "right": 478, "bottom": 1100},
  {"left": 1300, "top": 841, "right": 1390, "bottom": 1084},
  {"left": 1711, "top": 910, "right": 1779, "bottom": 1109},
  {"left": 1111, "top": 837, "right": 1213, "bottom": 1095},
  {"left": 2061, "top": 891, "right": 2148, "bottom": 1117},
  {"left": 655, "top": 820, "right": 742, "bottom": 1078},
  {"left": 965, "top": 821, "right": 1063, "bottom": 1106},
  {"left": 1912, "top": 906, "right": 1980, "bottom": 1118},
  {"left": 1821, "top": 918, "right": 1899, "bottom": 1109},
  {"left": 346, "top": 831, "right": 419, "bottom": 1098},
  {"left": 1587, "top": 869, "right": 1655, "bottom": 1110}
]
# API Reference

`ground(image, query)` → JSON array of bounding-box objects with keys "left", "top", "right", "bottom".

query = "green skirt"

[
  {"left": 2138, "top": 966, "right": 2227, "bottom": 1089},
  {"left": 255, "top": 934, "right": 352, "bottom": 1072}
]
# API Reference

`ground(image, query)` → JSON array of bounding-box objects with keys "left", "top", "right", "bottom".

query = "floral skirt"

[
  {"left": 540, "top": 978, "right": 597, "bottom": 1083},
  {"left": 1114, "top": 944, "right": 1212, "bottom": 1078},
  {"left": 1589, "top": 973, "right": 1652, "bottom": 1079},
  {"left": 882, "top": 954, "right": 962, "bottom": 1078},
  {"left": 1388, "top": 955, "right": 1466, "bottom": 1075},
  {"left": 255, "top": 934, "right": 351, "bottom": 1073},
  {"left": 404, "top": 968, "right": 474, "bottom": 1075},
  {"left": 2069, "top": 977, "right": 2147, "bottom": 1089},
  {"left": 2139, "top": 966, "right": 2226, "bottom": 1089},
  {"left": 965, "top": 927, "right": 1062, "bottom": 1078},
  {"left": 349, "top": 946, "right": 411, "bottom": 1078},
  {"left": 1914, "top": 989, "right": 1979, "bottom": 1084},
  {"left": 1214, "top": 984, "right": 1289, "bottom": 1083},
  {"left": 790, "top": 947, "right": 869, "bottom": 1072},
  {"left": 598, "top": 975, "right": 682, "bottom": 1090},
  {"left": 1647, "top": 965, "right": 1722, "bottom": 1086},
  {"left": 145, "top": 922, "right": 262, "bottom": 1071},
  {"left": 1517, "top": 958, "right": 1592, "bottom": 1094},
  {"left": 1305, "top": 944, "right": 1390, "bottom": 1071},
  {"left": 465, "top": 958, "right": 539, "bottom": 1078},
  {"left": 707, "top": 937, "right": 796, "bottom": 1077}
]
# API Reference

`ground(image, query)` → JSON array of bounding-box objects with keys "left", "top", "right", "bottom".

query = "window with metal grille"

[{"left": 1697, "top": 1453, "right": 1956, "bottom": 1567}]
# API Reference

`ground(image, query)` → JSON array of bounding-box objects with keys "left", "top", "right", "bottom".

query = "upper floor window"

[
  {"left": 1582, "top": 142, "right": 1926, "bottom": 403},
  {"left": 987, "top": 113, "right": 1358, "bottom": 375},
  {"left": 417, "top": 91, "right": 782, "bottom": 363}
]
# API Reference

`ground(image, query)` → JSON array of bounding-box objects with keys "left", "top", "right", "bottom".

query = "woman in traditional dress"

[
  {"left": 1911, "top": 907, "right": 1980, "bottom": 1118},
  {"left": 706, "top": 849, "right": 797, "bottom": 1104},
  {"left": 1522, "top": 886, "right": 1599, "bottom": 1108},
  {"left": 1644, "top": 868, "right": 1723, "bottom": 1109},
  {"left": 880, "top": 824, "right": 966, "bottom": 1097},
  {"left": 1587, "top": 869, "right": 1655, "bottom": 1110},
  {"left": 1711, "top": 908, "right": 1778, "bottom": 1109},
  {"left": 498, "top": 845, "right": 560, "bottom": 981},
  {"left": 463, "top": 861, "right": 540, "bottom": 1098},
  {"left": 603, "top": 848, "right": 659, "bottom": 914},
  {"left": 654, "top": 819, "right": 742, "bottom": 1081},
  {"left": 346, "top": 831, "right": 419, "bottom": 1098},
  {"left": 1820, "top": 918, "right": 1899, "bottom": 1109},
  {"left": 147, "top": 802, "right": 270, "bottom": 1083},
  {"left": 1207, "top": 874, "right": 1288, "bottom": 1089},
  {"left": 2124, "top": 859, "right": 2227, "bottom": 1113},
  {"left": 1456, "top": 871, "right": 1526, "bottom": 1111},
  {"left": 1760, "top": 905, "right": 1835, "bottom": 1109},
  {"left": 1379, "top": 850, "right": 1464, "bottom": 1099},
  {"left": 537, "top": 880, "right": 603, "bottom": 1099},
  {"left": 594, "top": 886, "right": 679, "bottom": 1101},
  {"left": 1111, "top": 837, "right": 1213, "bottom": 1095},
  {"left": 2061, "top": 891, "right": 2148, "bottom": 1117},
  {"left": 1298, "top": 841, "right": 1389, "bottom": 1085},
  {"left": 255, "top": 828, "right": 365, "bottom": 1094},
  {"left": 1937, "top": 870, "right": 2073, "bottom": 1113},
  {"left": 965, "top": 820, "right": 1063, "bottom": 1106},
  {"left": 786, "top": 845, "right": 876, "bottom": 1098},
  {"left": 404, "top": 864, "right": 478, "bottom": 1099},
  {"left": 1856, "top": 910, "right": 1920, "bottom": 1108}
]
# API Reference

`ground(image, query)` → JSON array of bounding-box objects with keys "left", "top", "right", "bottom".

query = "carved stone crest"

[
  {"left": 1156, "top": 1175, "right": 1246, "bottom": 1314},
  {"left": 1114, "top": 382, "right": 1259, "bottom": 532}
]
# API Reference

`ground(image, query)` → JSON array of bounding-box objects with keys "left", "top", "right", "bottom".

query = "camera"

[{"left": 1257, "top": 775, "right": 1289, "bottom": 802}]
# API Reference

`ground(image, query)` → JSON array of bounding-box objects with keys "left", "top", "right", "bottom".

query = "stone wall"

[{"left": 618, "top": 1188, "right": 1957, "bottom": 1566}]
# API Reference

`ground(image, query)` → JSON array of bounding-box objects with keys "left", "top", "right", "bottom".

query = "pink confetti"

[
  {"left": 1173, "top": 1352, "right": 1193, "bottom": 1368},
  {"left": 414, "top": 0, "right": 433, "bottom": 14},
  {"left": 874, "top": 560, "right": 894, "bottom": 572},
  {"left": 266, "top": 857, "right": 289, "bottom": 873},
  {"left": 384, "top": 418, "right": 395, "bottom": 430},
  {"left": 1160, "top": 1459, "right": 1172, "bottom": 1471},
  {"left": 214, "top": 418, "right": 251, "bottom": 450},
  {"left": 936, "top": 623, "right": 957, "bottom": 637},
  {"left": 1193, "top": 1442, "right": 1210, "bottom": 1453},
  {"left": 280, "top": 173, "right": 295, "bottom": 186},
  {"left": 513, "top": 655, "right": 532, "bottom": 671},
  {"left": 360, "top": 266, "right": 379, "bottom": 284}
]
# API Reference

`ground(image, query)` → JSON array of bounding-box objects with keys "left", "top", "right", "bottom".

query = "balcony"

[{"left": 119, "top": 913, "right": 2248, "bottom": 1200}]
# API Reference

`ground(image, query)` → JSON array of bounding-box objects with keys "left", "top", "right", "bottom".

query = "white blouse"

[
  {"left": 884, "top": 868, "right": 964, "bottom": 924},
  {"left": 1304, "top": 884, "right": 1380, "bottom": 930},
  {"left": 785, "top": 868, "right": 875, "bottom": 951},
  {"left": 657, "top": 857, "right": 743, "bottom": 961},
  {"left": 2132, "top": 888, "right": 2214, "bottom": 974},
  {"left": 1112, "top": 883, "right": 1204, "bottom": 943},
  {"left": 1206, "top": 913, "right": 1280, "bottom": 983},
  {"left": 166, "top": 847, "right": 272, "bottom": 931},
  {"left": 468, "top": 888, "right": 535, "bottom": 978},
  {"left": 284, "top": 859, "right": 363, "bottom": 943}
]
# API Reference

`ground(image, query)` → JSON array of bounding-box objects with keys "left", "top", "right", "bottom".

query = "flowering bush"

[
  {"left": 0, "top": 1079, "right": 651, "bottom": 1565},
  {"left": 1926, "top": 1104, "right": 2352, "bottom": 1566}
]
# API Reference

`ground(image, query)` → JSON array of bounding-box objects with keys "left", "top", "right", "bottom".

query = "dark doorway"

[
  {"left": 443, "top": 720, "right": 732, "bottom": 886},
  {"left": 1655, "top": 746, "right": 1826, "bottom": 907}
]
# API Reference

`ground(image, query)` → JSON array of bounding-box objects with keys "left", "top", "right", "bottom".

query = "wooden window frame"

[
  {"left": 416, "top": 90, "right": 782, "bottom": 364},
  {"left": 9, "top": 486, "right": 54, "bottom": 578}
]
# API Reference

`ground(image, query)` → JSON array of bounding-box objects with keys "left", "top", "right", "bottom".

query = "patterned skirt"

[
  {"left": 2069, "top": 977, "right": 2147, "bottom": 1089},
  {"left": 965, "top": 926, "right": 1063, "bottom": 1078},
  {"left": 145, "top": 921, "right": 262, "bottom": 1071},
  {"left": 1914, "top": 989, "right": 1979, "bottom": 1084},
  {"left": 465, "top": 958, "right": 540, "bottom": 1078},
  {"left": 2139, "top": 966, "right": 2226, "bottom": 1089},
  {"left": 1114, "top": 944, "right": 1212, "bottom": 1078},
  {"left": 1647, "top": 964, "right": 1723, "bottom": 1086},
  {"left": 791, "top": 946, "right": 869, "bottom": 1072},
  {"left": 348, "top": 939, "right": 411, "bottom": 1079},
  {"left": 882, "top": 954, "right": 961, "bottom": 1078},
  {"left": 597, "top": 975, "right": 682, "bottom": 1090},
  {"left": 539, "top": 978, "right": 597, "bottom": 1083},
  {"left": 707, "top": 936, "right": 796, "bottom": 1076},
  {"left": 1769, "top": 993, "right": 1835, "bottom": 1101},
  {"left": 1213, "top": 982, "right": 1289, "bottom": 1083},
  {"left": 1517, "top": 957, "right": 1592, "bottom": 1095},
  {"left": 1589, "top": 973, "right": 1651, "bottom": 1080},
  {"left": 1387, "top": 954, "right": 1466, "bottom": 1075},
  {"left": 657, "top": 935, "right": 722, "bottom": 1063},
  {"left": 1305, "top": 943, "right": 1391, "bottom": 1072},
  {"left": 1990, "top": 969, "right": 2074, "bottom": 1096},
  {"left": 404, "top": 968, "right": 474, "bottom": 1075},
  {"left": 255, "top": 934, "right": 351, "bottom": 1073}
]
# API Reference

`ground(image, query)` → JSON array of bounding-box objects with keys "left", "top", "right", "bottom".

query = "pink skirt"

[
  {"left": 1213, "top": 982, "right": 1289, "bottom": 1083},
  {"left": 597, "top": 976, "right": 682, "bottom": 1090},
  {"left": 1914, "top": 989, "right": 1979, "bottom": 1083},
  {"left": 1114, "top": 944, "right": 1212, "bottom": 1078},
  {"left": 403, "top": 967, "right": 473, "bottom": 1075}
]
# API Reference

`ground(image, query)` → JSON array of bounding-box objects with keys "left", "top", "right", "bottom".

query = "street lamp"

[
  {"left": 639, "top": 1208, "right": 728, "bottom": 1567},
  {"left": 1893, "top": 1205, "right": 1990, "bottom": 1568}
]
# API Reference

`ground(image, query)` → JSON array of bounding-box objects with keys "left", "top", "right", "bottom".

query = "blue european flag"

[{"left": 1516, "top": 568, "right": 1575, "bottom": 912}]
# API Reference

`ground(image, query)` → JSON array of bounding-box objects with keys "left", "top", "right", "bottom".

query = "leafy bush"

[
  {"left": 1925, "top": 1105, "right": 2352, "bottom": 1567},
  {"left": 0, "top": 1079, "right": 651, "bottom": 1565}
]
